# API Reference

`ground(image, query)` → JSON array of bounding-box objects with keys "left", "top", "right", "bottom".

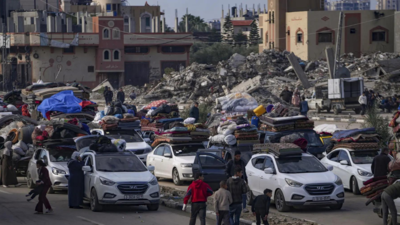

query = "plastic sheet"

[
  {"left": 217, "top": 93, "right": 258, "bottom": 113},
  {"left": 37, "top": 90, "right": 82, "bottom": 119},
  {"left": 314, "top": 124, "right": 338, "bottom": 135}
]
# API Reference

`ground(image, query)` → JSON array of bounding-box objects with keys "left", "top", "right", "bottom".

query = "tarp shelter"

[{"left": 38, "top": 90, "right": 82, "bottom": 119}]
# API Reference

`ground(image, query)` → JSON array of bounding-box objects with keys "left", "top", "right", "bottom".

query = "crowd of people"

[
  {"left": 279, "top": 86, "right": 309, "bottom": 116},
  {"left": 359, "top": 88, "right": 400, "bottom": 115}
]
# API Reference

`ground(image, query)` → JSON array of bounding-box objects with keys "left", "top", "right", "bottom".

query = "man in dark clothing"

[
  {"left": 103, "top": 86, "right": 109, "bottom": 105},
  {"left": 381, "top": 182, "right": 400, "bottom": 225},
  {"left": 129, "top": 90, "right": 136, "bottom": 101},
  {"left": 371, "top": 148, "right": 391, "bottom": 177},
  {"left": 117, "top": 88, "right": 125, "bottom": 103},
  {"left": 279, "top": 86, "right": 293, "bottom": 103},
  {"left": 226, "top": 150, "right": 249, "bottom": 213},
  {"left": 299, "top": 96, "right": 309, "bottom": 116},
  {"left": 252, "top": 189, "right": 272, "bottom": 225},
  {"left": 189, "top": 102, "right": 200, "bottom": 123},
  {"left": 183, "top": 173, "right": 213, "bottom": 225},
  {"left": 227, "top": 168, "right": 248, "bottom": 225}
]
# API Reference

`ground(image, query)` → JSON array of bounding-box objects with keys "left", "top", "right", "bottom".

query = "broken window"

[
  {"left": 372, "top": 31, "right": 386, "bottom": 42},
  {"left": 318, "top": 32, "right": 332, "bottom": 43},
  {"left": 297, "top": 33, "right": 303, "bottom": 43},
  {"left": 161, "top": 46, "right": 185, "bottom": 53},
  {"left": 125, "top": 46, "right": 149, "bottom": 53}
]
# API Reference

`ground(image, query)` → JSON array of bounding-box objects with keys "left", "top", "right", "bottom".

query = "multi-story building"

[
  {"left": 377, "top": 0, "right": 400, "bottom": 10},
  {"left": 0, "top": 0, "right": 193, "bottom": 89},
  {"left": 331, "top": 0, "right": 371, "bottom": 11}
]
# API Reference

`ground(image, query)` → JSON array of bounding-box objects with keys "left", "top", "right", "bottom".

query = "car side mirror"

[
  {"left": 164, "top": 153, "right": 172, "bottom": 158},
  {"left": 340, "top": 160, "right": 348, "bottom": 166},
  {"left": 326, "top": 165, "right": 334, "bottom": 171},
  {"left": 82, "top": 166, "right": 92, "bottom": 172},
  {"left": 147, "top": 166, "right": 155, "bottom": 172},
  {"left": 264, "top": 168, "right": 274, "bottom": 174}
]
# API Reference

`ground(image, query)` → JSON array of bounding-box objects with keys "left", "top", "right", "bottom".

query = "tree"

[
  {"left": 249, "top": 20, "right": 260, "bottom": 45},
  {"left": 222, "top": 15, "right": 234, "bottom": 44},
  {"left": 160, "top": 21, "right": 175, "bottom": 33},
  {"left": 178, "top": 14, "right": 210, "bottom": 33},
  {"left": 209, "top": 29, "right": 221, "bottom": 43},
  {"left": 234, "top": 31, "right": 248, "bottom": 46}
]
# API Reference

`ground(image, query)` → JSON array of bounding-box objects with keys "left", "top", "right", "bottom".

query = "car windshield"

[
  {"left": 350, "top": 150, "right": 379, "bottom": 164},
  {"left": 172, "top": 145, "right": 203, "bottom": 156},
  {"left": 298, "top": 131, "right": 324, "bottom": 147},
  {"left": 106, "top": 134, "right": 142, "bottom": 143},
  {"left": 95, "top": 155, "right": 147, "bottom": 172},
  {"left": 276, "top": 156, "right": 327, "bottom": 173},
  {"left": 48, "top": 145, "right": 77, "bottom": 162}
]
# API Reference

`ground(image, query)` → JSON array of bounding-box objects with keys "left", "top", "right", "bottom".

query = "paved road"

[{"left": 0, "top": 180, "right": 214, "bottom": 225}]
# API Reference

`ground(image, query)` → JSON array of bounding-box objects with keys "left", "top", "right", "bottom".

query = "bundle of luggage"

[
  {"left": 259, "top": 115, "right": 309, "bottom": 132},
  {"left": 253, "top": 143, "right": 303, "bottom": 157},
  {"left": 362, "top": 176, "right": 388, "bottom": 205},
  {"left": 326, "top": 128, "right": 379, "bottom": 154},
  {"left": 185, "top": 123, "right": 209, "bottom": 142},
  {"left": 151, "top": 126, "right": 192, "bottom": 147}
]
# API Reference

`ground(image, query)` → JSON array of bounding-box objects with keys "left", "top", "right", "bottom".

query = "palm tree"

[{"left": 178, "top": 14, "right": 210, "bottom": 33}]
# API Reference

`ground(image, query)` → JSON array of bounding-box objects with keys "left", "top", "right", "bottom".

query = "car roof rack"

[{"left": 253, "top": 143, "right": 303, "bottom": 158}]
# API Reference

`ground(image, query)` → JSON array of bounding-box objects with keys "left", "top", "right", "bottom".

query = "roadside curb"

[{"left": 311, "top": 117, "right": 365, "bottom": 123}]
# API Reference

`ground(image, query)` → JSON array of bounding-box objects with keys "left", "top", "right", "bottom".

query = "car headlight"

[
  {"left": 181, "top": 163, "right": 193, "bottom": 168},
  {"left": 99, "top": 176, "right": 116, "bottom": 186},
  {"left": 334, "top": 176, "right": 343, "bottom": 186},
  {"left": 51, "top": 167, "right": 66, "bottom": 175},
  {"left": 357, "top": 169, "right": 373, "bottom": 177},
  {"left": 149, "top": 176, "right": 158, "bottom": 185},
  {"left": 285, "top": 178, "right": 303, "bottom": 187}
]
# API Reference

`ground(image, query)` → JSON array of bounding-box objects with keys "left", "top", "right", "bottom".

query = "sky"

[{"left": 128, "top": 0, "right": 378, "bottom": 28}]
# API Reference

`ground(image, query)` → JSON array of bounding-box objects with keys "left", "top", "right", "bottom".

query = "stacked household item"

[
  {"left": 209, "top": 121, "right": 238, "bottom": 146},
  {"left": 151, "top": 126, "right": 192, "bottom": 147},
  {"left": 3, "top": 90, "right": 23, "bottom": 108},
  {"left": 183, "top": 118, "right": 210, "bottom": 142},
  {"left": 104, "top": 101, "right": 129, "bottom": 118},
  {"left": 259, "top": 115, "right": 309, "bottom": 132},
  {"left": 216, "top": 93, "right": 259, "bottom": 113},
  {"left": 253, "top": 143, "right": 303, "bottom": 157},
  {"left": 326, "top": 128, "right": 379, "bottom": 154},
  {"left": 118, "top": 113, "right": 140, "bottom": 130},
  {"left": 362, "top": 176, "right": 388, "bottom": 206},
  {"left": 141, "top": 103, "right": 181, "bottom": 132},
  {"left": 234, "top": 117, "right": 259, "bottom": 146},
  {"left": 101, "top": 116, "right": 120, "bottom": 131}
]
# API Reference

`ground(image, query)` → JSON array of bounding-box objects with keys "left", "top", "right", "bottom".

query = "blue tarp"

[
  {"left": 156, "top": 118, "right": 184, "bottom": 123},
  {"left": 38, "top": 90, "right": 82, "bottom": 119},
  {"left": 332, "top": 128, "right": 376, "bottom": 140}
]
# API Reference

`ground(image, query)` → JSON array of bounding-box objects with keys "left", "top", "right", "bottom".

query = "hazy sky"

[{"left": 128, "top": 0, "right": 378, "bottom": 28}]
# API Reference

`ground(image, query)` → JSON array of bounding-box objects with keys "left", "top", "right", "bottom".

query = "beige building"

[{"left": 286, "top": 10, "right": 394, "bottom": 61}]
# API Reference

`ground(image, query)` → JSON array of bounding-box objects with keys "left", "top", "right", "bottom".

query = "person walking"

[
  {"left": 35, "top": 160, "right": 53, "bottom": 214},
  {"left": 359, "top": 93, "right": 367, "bottom": 115},
  {"left": 299, "top": 96, "right": 309, "bottom": 116},
  {"left": 279, "top": 87, "right": 292, "bottom": 103},
  {"left": 227, "top": 168, "right": 248, "bottom": 225},
  {"left": 117, "top": 88, "right": 125, "bottom": 104},
  {"left": 226, "top": 151, "right": 248, "bottom": 213},
  {"left": 103, "top": 86, "right": 109, "bottom": 105},
  {"left": 371, "top": 148, "right": 391, "bottom": 178},
  {"left": 291, "top": 88, "right": 300, "bottom": 107},
  {"left": 381, "top": 181, "right": 400, "bottom": 225},
  {"left": 214, "top": 180, "right": 232, "bottom": 225},
  {"left": 189, "top": 102, "right": 200, "bottom": 123},
  {"left": 1, "top": 141, "right": 20, "bottom": 188},
  {"left": 183, "top": 173, "right": 214, "bottom": 225},
  {"left": 104, "top": 86, "right": 113, "bottom": 106},
  {"left": 252, "top": 189, "right": 272, "bottom": 225},
  {"left": 68, "top": 152, "right": 85, "bottom": 209}
]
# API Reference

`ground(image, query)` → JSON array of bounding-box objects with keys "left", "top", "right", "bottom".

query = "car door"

[
  {"left": 83, "top": 155, "right": 95, "bottom": 198},
  {"left": 161, "top": 146, "right": 174, "bottom": 178},
  {"left": 192, "top": 152, "right": 226, "bottom": 191},
  {"left": 260, "top": 156, "right": 278, "bottom": 196},
  {"left": 336, "top": 150, "right": 352, "bottom": 189},
  {"left": 247, "top": 156, "right": 266, "bottom": 196},
  {"left": 28, "top": 149, "right": 42, "bottom": 182},
  {"left": 150, "top": 146, "right": 165, "bottom": 177}
]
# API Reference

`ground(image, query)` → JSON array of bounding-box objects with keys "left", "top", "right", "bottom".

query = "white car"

[
  {"left": 320, "top": 148, "right": 378, "bottom": 195},
  {"left": 147, "top": 143, "right": 205, "bottom": 185},
  {"left": 246, "top": 153, "right": 345, "bottom": 212},
  {"left": 91, "top": 129, "right": 152, "bottom": 164},
  {"left": 80, "top": 150, "right": 160, "bottom": 212}
]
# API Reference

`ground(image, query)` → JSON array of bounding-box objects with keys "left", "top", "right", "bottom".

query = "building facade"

[
  {"left": 331, "top": 0, "right": 371, "bottom": 11},
  {"left": 377, "top": 0, "right": 400, "bottom": 10}
]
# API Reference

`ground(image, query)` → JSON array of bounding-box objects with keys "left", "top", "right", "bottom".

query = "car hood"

[
  {"left": 50, "top": 162, "right": 69, "bottom": 174},
  {"left": 97, "top": 171, "right": 153, "bottom": 183},
  {"left": 174, "top": 155, "right": 196, "bottom": 164},
  {"left": 283, "top": 171, "right": 337, "bottom": 184},
  {"left": 354, "top": 164, "right": 372, "bottom": 173},
  {"left": 126, "top": 142, "right": 151, "bottom": 150}
]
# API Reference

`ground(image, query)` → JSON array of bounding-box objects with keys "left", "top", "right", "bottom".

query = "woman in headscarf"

[
  {"left": 292, "top": 88, "right": 300, "bottom": 107},
  {"left": 67, "top": 151, "right": 85, "bottom": 209},
  {"left": 35, "top": 160, "right": 52, "bottom": 214},
  {"left": 1, "top": 141, "right": 20, "bottom": 188}
]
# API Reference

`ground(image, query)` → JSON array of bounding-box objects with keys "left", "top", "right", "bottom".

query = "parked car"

[
  {"left": 207, "top": 145, "right": 253, "bottom": 165},
  {"left": 141, "top": 131, "right": 154, "bottom": 146},
  {"left": 91, "top": 129, "right": 152, "bottom": 164},
  {"left": 246, "top": 153, "right": 345, "bottom": 212},
  {"left": 26, "top": 140, "right": 77, "bottom": 193},
  {"left": 192, "top": 152, "right": 227, "bottom": 191},
  {"left": 80, "top": 150, "right": 159, "bottom": 212},
  {"left": 320, "top": 148, "right": 378, "bottom": 195},
  {"left": 147, "top": 143, "right": 205, "bottom": 185}
]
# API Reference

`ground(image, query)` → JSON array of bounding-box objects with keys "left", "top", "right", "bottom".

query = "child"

[
  {"left": 252, "top": 189, "right": 272, "bottom": 225},
  {"left": 26, "top": 180, "right": 43, "bottom": 202}
]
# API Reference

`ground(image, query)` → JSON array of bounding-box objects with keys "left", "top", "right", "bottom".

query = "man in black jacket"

[
  {"left": 279, "top": 86, "right": 293, "bottom": 103},
  {"left": 371, "top": 148, "right": 391, "bottom": 177},
  {"left": 252, "top": 189, "right": 272, "bottom": 225},
  {"left": 117, "top": 88, "right": 125, "bottom": 103},
  {"left": 226, "top": 168, "right": 248, "bottom": 225},
  {"left": 226, "top": 151, "right": 249, "bottom": 213},
  {"left": 189, "top": 102, "right": 200, "bottom": 123}
]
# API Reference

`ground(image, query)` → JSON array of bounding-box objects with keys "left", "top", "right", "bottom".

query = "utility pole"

[
  {"left": 1, "top": 0, "right": 7, "bottom": 92},
  {"left": 333, "top": 11, "right": 343, "bottom": 79}
]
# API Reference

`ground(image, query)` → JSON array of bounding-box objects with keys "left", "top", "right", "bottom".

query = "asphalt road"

[{"left": 0, "top": 180, "right": 214, "bottom": 225}]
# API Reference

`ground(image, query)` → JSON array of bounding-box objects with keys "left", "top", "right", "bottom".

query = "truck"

[
  {"left": 306, "top": 84, "right": 331, "bottom": 113},
  {"left": 328, "top": 77, "right": 364, "bottom": 115}
]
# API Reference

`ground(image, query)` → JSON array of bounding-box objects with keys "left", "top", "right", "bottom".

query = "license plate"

[
  {"left": 312, "top": 196, "right": 330, "bottom": 201},
  {"left": 124, "top": 195, "right": 143, "bottom": 200}
]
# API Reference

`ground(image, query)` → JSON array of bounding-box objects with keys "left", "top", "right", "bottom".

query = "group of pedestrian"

[
  {"left": 104, "top": 86, "right": 137, "bottom": 106},
  {"left": 279, "top": 86, "right": 309, "bottom": 116},
  {"left": 359, "top": 89, "right": 399, "bottom": 115}
]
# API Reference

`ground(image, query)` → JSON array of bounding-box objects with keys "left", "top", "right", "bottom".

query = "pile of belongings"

[
  {"left": 314, "top": 124, "right": 338, "bottom": 135},
  {"left": 253, "top": 143, "right": 303, "bottom": 157},
  {"left": 326, "top": 128, "right": 379, "bottom": 153},
  {"left": 140, "top": 103, "right": 180, "bottom": 132},
  {"left": 183, "top": 118, "right": 210, "bottom": 142},
  {"left": 143, "top": 100, "right": 168, "bottom": 110},
  {"left": 3, "top": 90, "right": 23, "bottom": 108},
  {"left": 259, "top": 115, "right": 309, "bottom": 132},
  {"left": 100, "top": 114, "right": 140, "bottom": 131},
  {"left": 89, "top": 136, "right": 119, "bottom": 153},
  {"left": 152, "top": 126, "right": 192, "bottom": 147},
  {"left": 217, "top": 93, "right": 258, "bottom": 113},
  {"left": 362, "top": 176, "right": 388, "bottom": 206},
  {"left": 104, "top": 101, "right": 130, "bottom": 118}
]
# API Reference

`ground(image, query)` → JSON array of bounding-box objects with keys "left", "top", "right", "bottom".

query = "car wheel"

[
  {"left": 351, "top": 176, "right": 361, "bottom": 195},
  {"left": 48, "top": 186, "right": 55, "bottom": 194},
  {"left": 26, "top": 171, "right": 35, "bottom": 189},
  {"left": 330, "top": 203, "right": 343, "bottom": 210},
  {"left": 90, "top": 188, "right": 103, "bottom": 212},
  {"left": 275, "top": 189, "right": 290, "bottom": 212},
  {"left": 333, "top": 107, "right": 341, "bottom": 115},
  {"left": 147, "top": 204, "right": 159, "bottom": 211},
  {"left": 172, "top": 168, "right": 183, "bottom": 185}
]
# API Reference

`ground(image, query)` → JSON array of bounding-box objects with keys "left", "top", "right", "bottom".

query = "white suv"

[
  {"left": 80, "top": 151, "right": 160, "bottom": 212},
  {"left": 246, "top": 153, "right": 345, "bottom": 212}
]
